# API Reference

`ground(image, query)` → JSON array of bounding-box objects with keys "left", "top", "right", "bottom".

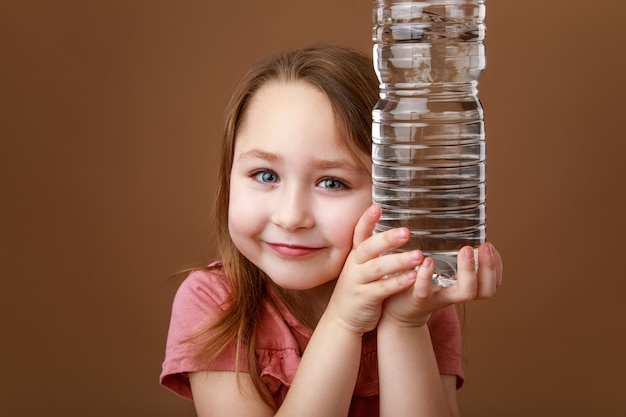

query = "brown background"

[{"left": 2, "top": 0, "right": 625, "bottom": 416}]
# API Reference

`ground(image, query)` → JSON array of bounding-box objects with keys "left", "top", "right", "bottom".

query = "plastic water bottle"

[{"left": 372, "top": 0, "right": 487, "bottom": 286}]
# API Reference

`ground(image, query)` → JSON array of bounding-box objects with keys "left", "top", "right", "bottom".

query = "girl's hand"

[
  {"left": 382, "top": 243, "right": 503, "bottom": 328},
  {"left": 323, "top": 204, "right": 425, "bottom": 335}
]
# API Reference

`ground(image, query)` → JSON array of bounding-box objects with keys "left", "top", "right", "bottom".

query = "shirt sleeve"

[
  {"left": 428, "top": 305, "right": 465, "bottom": 388},
  {"left": 159, "top": 268, "right": 241, "bottom": 399}
]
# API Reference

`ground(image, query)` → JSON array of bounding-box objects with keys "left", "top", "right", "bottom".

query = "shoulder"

[
  {"left": 429, "top": 304, "right": 460, "bottom": 328},
  {"left": 428, "top": 304, "right": 461, "bottom": 345},
  {"left": 427, "top": 304, "right": 461, "bottom": 346},
  {"left": 171, "top": 265, "right": 231, "bottom": 317},
  {"left": 161, "top": 264, "right": 234, "bottom": 399}
]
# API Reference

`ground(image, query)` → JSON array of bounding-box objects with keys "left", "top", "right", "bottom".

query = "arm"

[
  {"left": 378, "top": 244, "right": 503, "bottom": 417},
  {"left": 377, "top": 321, "right": 453, "bottom": 417},
  {"left": 190, "top": 310, "right": 365, "bottom": 417},
  {"left": 190, "top": 204, "right": 428, "bottom": 417},
  {"left": 190, "top": 371, "right": 275, "bottom": 416}
]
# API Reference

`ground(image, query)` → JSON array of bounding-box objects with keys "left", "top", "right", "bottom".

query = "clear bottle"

[{"left": 372, "top": 0, "right": 487, "bottom": 286}]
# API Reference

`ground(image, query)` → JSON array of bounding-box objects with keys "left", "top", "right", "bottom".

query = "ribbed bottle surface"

[{"left": 372, "top": 0, "right": 487, "bottom": 284}]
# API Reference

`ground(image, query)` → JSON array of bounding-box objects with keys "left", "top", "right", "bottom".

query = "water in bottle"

[{"left": 372, "top": 0, "right": 487, "bottom": 286}]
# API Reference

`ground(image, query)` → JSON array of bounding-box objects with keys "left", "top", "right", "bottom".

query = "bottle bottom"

[{"left": 431, "top": 275, "right": 458, "bottom": 288}]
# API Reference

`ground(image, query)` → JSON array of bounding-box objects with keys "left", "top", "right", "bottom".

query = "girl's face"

[{"left": 228, "top": 81, "right": 372, "bottom": 298}]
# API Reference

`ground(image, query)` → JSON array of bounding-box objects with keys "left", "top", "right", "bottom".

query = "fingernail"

[
  {"left": 395, "top": 228, "right": 409, "bottom": 239},
  {"left": 485, "top": 243, "right": 494, "bottom": 257},
  {"left": 423, "top": 257, "right": 433, "bottom": 268},
  {"left": 464, "top": 246, "right": 474, "bottom": 259},
  {"left": 411, "top": 250, "right": 423, "bottom": 261}
]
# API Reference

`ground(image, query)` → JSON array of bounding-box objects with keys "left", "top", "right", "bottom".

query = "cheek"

[
  {"left": 227, "top": 188, "right": 260, "bottom": 242},
  {"left": 324, "top": 198, "right": 372, "bottom": 249}
]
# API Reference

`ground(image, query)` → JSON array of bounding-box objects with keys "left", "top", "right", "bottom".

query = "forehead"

[
  {"left": 234, "top": 81, "right": 370, "bottom": 172},
  {"left": 242, "top": 80, "right": 331, "bottom": 126},
  {"left": 237, "top": 83, "right": 336, "bottom": 149}
]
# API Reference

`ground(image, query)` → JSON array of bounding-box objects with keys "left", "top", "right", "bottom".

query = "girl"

[{"left": 160, "top": 45, "right": 502, "bottom": 417}]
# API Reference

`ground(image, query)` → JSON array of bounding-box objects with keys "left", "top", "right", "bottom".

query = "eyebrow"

[
  {"left": 237, "top": 149, "right": 361, "bottom": 171},
  {"left": 238, "top": 149, "right": 283, "bottom": 163}
]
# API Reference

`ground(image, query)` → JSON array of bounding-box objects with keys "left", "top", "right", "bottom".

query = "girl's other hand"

[
  {"left": 324, "top": 204, "right": 426, "bottom": 335},
  {"left": 382, "top": 243, "right": 503, "bottom": 328}
]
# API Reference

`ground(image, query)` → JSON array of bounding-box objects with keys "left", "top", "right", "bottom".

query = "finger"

[
  {"left": 446, "top": 246, "right": 479, "bottom": 302},
  {"left": 352, "top": 204, "right": 381, "bottom": 249},
  {"left": 492, "top": 244, "right": 503, "bottom": 287},
  {"left": 412, "top": 257, "right": 435, "bottom": 301},
  {"left": 353, "top": 226, "right": 413, "bottom": 265},
  {"left": 476, "top": 243, "right": 498, "bottom": 299},
  {"left": 360, "top": 249, "right": 424, "bottom": 282},
  {"left": 367, "top": 268, "right": 417, "bottom": 300}
]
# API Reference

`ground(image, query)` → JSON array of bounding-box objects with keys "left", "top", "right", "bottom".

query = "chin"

[{"left": 263, "top": 269, "right": 335, "bottom": 292}]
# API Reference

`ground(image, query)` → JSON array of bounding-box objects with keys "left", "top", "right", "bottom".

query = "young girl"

[{"left": 160, "top": 45, "right": 502, "bottom": 417}]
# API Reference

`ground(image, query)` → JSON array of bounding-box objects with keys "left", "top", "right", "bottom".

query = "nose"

[{"left": 271, "top": 184, "right": 315, "bottom": 231}]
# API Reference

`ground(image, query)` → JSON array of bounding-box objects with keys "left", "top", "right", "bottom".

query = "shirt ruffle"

[{"left": 256, "top": 336, "right": 380, "bottom": 405}]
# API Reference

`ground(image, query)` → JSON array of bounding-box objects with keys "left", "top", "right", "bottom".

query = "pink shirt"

[{"left": 160, "top": 266, "right": 464, "bottom": 416}]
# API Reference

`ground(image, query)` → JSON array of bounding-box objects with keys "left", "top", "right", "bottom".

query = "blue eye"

[
  {"left": 253, "top": 170, "right": 279, "bottom": 183},
  {"left": 319, "top": 178, "right": 346, "bottom": 190}
]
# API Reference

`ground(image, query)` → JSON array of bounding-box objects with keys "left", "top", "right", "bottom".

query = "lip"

[{"left": 266, "top": 242, "right": 323, "bottom": 258}]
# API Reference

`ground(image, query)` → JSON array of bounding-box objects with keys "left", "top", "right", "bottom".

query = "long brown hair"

[{"left": 190, "top": 45, "right": 379, "bottom": 405}]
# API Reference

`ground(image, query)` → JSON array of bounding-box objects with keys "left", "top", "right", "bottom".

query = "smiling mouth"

[{"left": 266, "top": 243, "right": 322, "bottom": 258}]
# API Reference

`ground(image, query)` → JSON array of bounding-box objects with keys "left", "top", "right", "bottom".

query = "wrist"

[
  {"left": 379, "top": 310, "right": 431, "bottom": 329},
  {"left": 377, "top": 318, "right": 432, "bottom": 351},
  {"left": 317, "top": 308, "right": 369, "bottom": 338}
]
